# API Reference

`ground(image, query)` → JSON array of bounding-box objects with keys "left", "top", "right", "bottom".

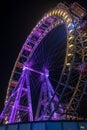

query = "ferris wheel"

[{"left": 0, "top": 2, "right": 87, "bottom": 124}]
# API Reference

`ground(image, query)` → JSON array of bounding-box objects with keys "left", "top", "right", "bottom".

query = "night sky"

[{"left": 0, "top": 0, "right": 87, "bottom": 117}]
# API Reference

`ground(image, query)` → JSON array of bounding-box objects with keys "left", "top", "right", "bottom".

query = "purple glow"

[
  {"left": 47, "top": 17, "right": 55, "bottom": 23},
  {"left": 23, "top": 66, "right": 44, "bottom": 75},
  {"left": 23, "top": 63, "right": 49, "bottom": 77},
  {"left": 44, "top": 68, "right": 49, "bottom": 77}
]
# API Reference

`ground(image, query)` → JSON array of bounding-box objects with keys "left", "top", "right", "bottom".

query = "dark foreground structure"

[{"left": 0, "top": 121, "right": 87, "bottom": 130}]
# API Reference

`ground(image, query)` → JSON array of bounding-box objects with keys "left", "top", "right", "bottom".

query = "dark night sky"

[{"left": 0, "top": 0, "right": 87, "bottom": 117}]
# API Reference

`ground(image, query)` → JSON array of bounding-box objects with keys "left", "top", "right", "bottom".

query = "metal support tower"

[
  {"left": 0, "top": 65, "right": 33, "bottom": 124},
  {"left": 35, "top": 69, "right": 64, "bottom": 120}
]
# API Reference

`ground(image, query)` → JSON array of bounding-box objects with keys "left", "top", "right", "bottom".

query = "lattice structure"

[{"left": 0, "top": 2, "right": 87, "bottom": 124}]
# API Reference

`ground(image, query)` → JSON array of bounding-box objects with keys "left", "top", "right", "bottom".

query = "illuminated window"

[
  {"left": 0, "top": 125, "right": 6, "bottom": 130},
  {"left": 7, "top": 124, "right": 18, "bottom": 130},
  {"left": 19, "top": 123, "right": 31, "bottom": 130},
  {"left": 32, "top": 123, "right": 45, "bottom": 130},
  {"left": 46, "top": 122, "right": 61, "bottom": 130},
  {"left": 79, "top": 122, "right": 87, "bottom": 130},
  {"left": 63, "top": 122, "right": 78, "bottom": 130}
]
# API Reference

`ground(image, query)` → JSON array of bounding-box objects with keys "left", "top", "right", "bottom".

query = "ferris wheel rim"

[{"left": 5, "top": 2, "right": 87, "bottom": 119}]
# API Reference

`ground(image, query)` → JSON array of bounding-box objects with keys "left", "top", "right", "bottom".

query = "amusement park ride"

[{"left": 0, "top": 2, "right": 87, "bottom": 124}]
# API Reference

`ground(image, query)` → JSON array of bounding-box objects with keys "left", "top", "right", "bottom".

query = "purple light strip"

[
  {"left": 29, "top": 67, "right": 44, "bottom": 75},
  {"left": 25, "top": 70, "right": 33, "bottom": 121},
  {"left": 17, "top": 105, "right": 29, "bottom": 111},
  {"left": 23, "top": 66, "right": 49, "bottom": 77}
]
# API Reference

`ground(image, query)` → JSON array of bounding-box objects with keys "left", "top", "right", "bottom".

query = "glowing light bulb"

[
  {"left": 66, "top": 63, "right": 70, "bottom": 66},
  {"left": 68, "top": 36, "right": 74, "bottom": 40},
  {"left": 68, "top": 53, "right": 72, "bottom": 56},
  {"left": 80, "top": 125, "right": 85, "bottom": 129},
  {"left": 69, "top": 44, "right": 74, "bottom": 48}
]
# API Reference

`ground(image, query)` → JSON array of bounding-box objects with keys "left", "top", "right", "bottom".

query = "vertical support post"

[
  {"left": 9, "top": 71, "right": 26, "bottom": 123},
  {"left": 26, "top": 71, "right": 33, "bottom": 121},
  {"left": 35, "top": 82, "right": 48, "bottom": 120}
]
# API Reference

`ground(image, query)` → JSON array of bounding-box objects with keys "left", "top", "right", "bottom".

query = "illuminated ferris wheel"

[{"left": 0, "top": 2, "right": 87, "bottom": 124}]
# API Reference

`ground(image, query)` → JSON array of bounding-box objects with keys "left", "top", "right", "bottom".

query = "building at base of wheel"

[{"left": 0, "top": 121, "right": 87, "bottom": 130}]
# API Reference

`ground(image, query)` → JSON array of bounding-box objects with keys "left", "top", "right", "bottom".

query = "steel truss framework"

[{"left": 0, "top": 2, "right": 87, "bottom": 124}]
